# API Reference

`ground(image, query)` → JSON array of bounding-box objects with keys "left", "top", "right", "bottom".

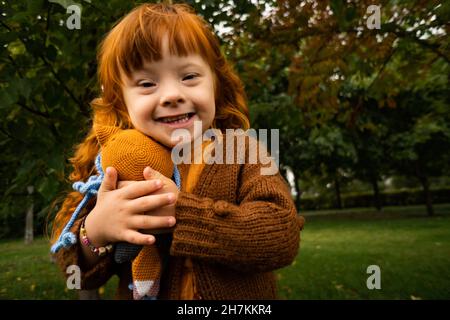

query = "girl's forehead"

[
  {"left": 119, "top": 31, "right": 215, "bottom": 81},
  {"left": 132, "top": 53, "right": 210, "bottom": 73}
]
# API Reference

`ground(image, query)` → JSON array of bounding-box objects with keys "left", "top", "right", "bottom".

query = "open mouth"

[{"left": 156, "top": 112, "right": 196, "bottom": 124}]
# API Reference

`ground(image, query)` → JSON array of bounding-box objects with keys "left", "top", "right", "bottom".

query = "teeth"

[{"left": 159, "top": 113, "right": 191, "bottom": 123}]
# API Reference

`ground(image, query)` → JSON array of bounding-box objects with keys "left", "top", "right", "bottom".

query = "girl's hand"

[
  {"left": 117, "top": 167, "right": 180, "bottom": 234},
  {"left": 84, "top": 167, "right": 177, "bottom": 247},
  {"left": 142, "top": 166, "right": 180, "bottom": 211}
]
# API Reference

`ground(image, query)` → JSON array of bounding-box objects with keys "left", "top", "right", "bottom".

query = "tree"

[
  {"left": 0, "top": 1, "right": 167, "bottom": 239},
  {"left": 0, "top": 0, "right": 285, "bottom": 238},
  {"left": 237, "top": 0, "right": 450, "bottom": 211},
  {"left": 1, "top": 0, "right": 449, "bottom": 240},
  {"left": 385, "top": 83, "right": 450, "bottom": 216}
]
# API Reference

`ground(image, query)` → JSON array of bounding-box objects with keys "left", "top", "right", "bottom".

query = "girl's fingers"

[
  {"left": 117, "top": 180, "right": 135, "bottom": 189},
  {"left": 128, "top": 193, "right": 176, "bottom": 212},
  {"left": 143, "top": 166, "right": 164, "bottom": 181},
  {"left": 122, "top": 179, "right": 163, "bottom": 199},
  {"left": 129, "top": 215, "right": 176, "bottom": 231},
  {"left": 123, "top": 230, "right": 156, "bottom": 246},
  {"left": 99, "top": 167, "right": 118, "bottom": 192}
]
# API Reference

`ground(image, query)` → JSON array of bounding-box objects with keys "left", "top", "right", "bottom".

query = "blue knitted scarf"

[{"left": 50, "top": 153, "right": 181, "bottom": 254}]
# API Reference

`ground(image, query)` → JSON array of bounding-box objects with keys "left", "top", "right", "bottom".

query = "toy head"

[{"left": 94, "top": 125, "right": 174, "bottom": 181}]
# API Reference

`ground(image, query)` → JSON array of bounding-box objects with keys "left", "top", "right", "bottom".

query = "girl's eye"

[
  {"left": 139, "top": 81, "right": 155, "bottom": 88},
  {"left": 183, "top": 74, "right": 198, "bottom": 81}
]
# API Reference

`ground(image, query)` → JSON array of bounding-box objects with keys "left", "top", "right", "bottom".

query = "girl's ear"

[{"left": 93, "top": 124, "right": 122, "bottom": 146}]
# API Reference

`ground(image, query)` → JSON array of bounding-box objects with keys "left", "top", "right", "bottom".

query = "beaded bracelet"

[{"left": 80, "top": 216, "right": 114, "bottom": 257}]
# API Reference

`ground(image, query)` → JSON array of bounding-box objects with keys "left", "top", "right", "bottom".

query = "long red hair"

[{"left": 51, "top": 3, "right": 250, "bottom": 243}]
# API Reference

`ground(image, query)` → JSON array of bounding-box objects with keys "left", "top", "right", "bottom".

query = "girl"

[{"left": 51, "top": 3, "right": 304, "bottom": 300}]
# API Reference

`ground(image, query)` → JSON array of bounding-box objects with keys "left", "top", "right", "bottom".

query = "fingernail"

[
  {"left": 167, "top": 193, "right": 175, "bottom": 203},
  {"left": 106, "top": 167, "right": 111, "bottom": 175},
  {"left": 148, "top": 236, "right": 155, "bottom": 244},
  {"left": 154, "top": 180, "right": 162, "bottom": 188},
  {"left": 168, "top": 217, "right": 176, "bottom": 226}
]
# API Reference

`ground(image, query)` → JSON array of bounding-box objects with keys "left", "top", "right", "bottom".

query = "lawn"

[
  {"left": 276, "top": 204, "right": 450, "bottom": 299},
  {"left": 0, "top": 236, "right": 119, "bottom": 299},
  {"left": 1, "top": 204, "right": 449, "bottom": 300}
]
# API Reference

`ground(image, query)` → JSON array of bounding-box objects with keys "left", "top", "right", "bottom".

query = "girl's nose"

[
  {"left": 160, "top": 86, "right": 185, "bottom": 107},
  {"left": 161, "top": 96, "right": 185, "bottom": 107}
]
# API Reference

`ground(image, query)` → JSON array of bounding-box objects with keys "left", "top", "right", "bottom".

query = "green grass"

[
  {"left": 0, "top": 237, "right": 118, "bottom": 300},
  {"left": 1, "top": 204, "right": 449, "bottom": 299},
  {"left": 276, "top": 204, "right": 450, "bottom": 299}
]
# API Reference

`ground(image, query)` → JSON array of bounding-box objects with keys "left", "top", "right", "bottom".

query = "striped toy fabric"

[{"left": 114, "top": 242, "right": 142, "bottom": 264}]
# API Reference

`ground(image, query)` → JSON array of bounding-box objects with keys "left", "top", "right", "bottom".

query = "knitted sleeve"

[
  {"left": 53, "top": 200, "right": 117, "bottom": 290},
  {"left": 170, "top": 159, "right": 305, "bottom": 273}
]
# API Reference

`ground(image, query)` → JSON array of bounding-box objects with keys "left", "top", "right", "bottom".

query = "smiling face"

[{"left": 121, "top": 36, "right": 216, "bottom": 148}]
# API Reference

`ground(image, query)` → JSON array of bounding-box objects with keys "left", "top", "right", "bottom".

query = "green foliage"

[
  {"left": 301, "top": 187, "right": 450, "bottom": 211},
  {"left": 1, "top": 0, "right": 449, "bottom": 238}
]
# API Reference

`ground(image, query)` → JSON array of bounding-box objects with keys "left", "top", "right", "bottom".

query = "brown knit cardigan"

[{"left": 54, "top": 133, "right": 305, "bottom": 299}]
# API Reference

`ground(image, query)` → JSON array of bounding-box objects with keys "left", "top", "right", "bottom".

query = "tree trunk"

[
  {"left": 334, "top": 175, "right": 342, "bottom": 209},
  {"left": 370, "top": 174, "right": 382, "bottom": 211},
  {"left": 281, "top": 166, "right": 300, "bottom": 210},
  {"left": 24, "top": 186, "right": 34, "bottom": 245},
  {"left": 419, "top": 175, "right": 434, "bottom": 217},
  {"left": 295, "top": 174, "right": 302, "bottom": 211},
  {"left": 416, "top": 162, "right": 434, "bottom": 216}
]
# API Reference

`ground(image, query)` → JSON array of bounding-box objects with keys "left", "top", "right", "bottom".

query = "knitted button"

[
  {"left": 213, "top": 200, "right": 231, "bottom": 217},
  {"left": 195, "top": 293, "right": 203, "bottom": 300}
]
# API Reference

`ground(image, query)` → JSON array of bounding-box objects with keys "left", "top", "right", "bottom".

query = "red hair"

[{"left": 51, "top": 3, "right": 249, "bottom": 243}]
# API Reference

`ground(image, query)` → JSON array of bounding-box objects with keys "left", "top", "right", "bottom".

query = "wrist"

[
  {"left": 80, "top": 215, "right": 114, "bottom": 257},
  {"left": 83, "top": 211, "right": 108, "bottom": 248}
]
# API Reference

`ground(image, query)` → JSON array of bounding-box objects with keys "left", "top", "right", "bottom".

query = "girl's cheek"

[{"left": 136, "top": 96, "right": 155, "bottom": 111}]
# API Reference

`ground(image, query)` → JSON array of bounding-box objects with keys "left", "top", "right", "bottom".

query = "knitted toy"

[{"left": 94, "top": 124, "right": 179, "bottom": 300}]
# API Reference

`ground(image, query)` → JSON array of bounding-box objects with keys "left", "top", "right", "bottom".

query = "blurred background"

[{"left": 0, "top": 0, "right": 449, "bottom": 299}]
